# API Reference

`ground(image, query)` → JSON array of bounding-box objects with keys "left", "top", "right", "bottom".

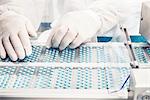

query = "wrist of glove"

[
  {"left": 0, "top": 11, "right": 37, "bottom": 61},
  {"left": 46, "top": 10, "right": 101, "bottom": 50}
]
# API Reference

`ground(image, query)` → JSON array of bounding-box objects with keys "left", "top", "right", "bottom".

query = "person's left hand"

[{"left": 46, "top": 10, "right": 101, "bottom": 50}]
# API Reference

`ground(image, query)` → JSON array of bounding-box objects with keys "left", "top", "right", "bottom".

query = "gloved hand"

[
  {"left": 46, "top": 10, "right": 101, "bottom": 50},
  {"left": 0, "top": 11, "right": 37, "bottom": 61}
]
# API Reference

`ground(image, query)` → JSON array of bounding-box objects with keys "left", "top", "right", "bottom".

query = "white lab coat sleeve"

[
  {"left": 0, "top": 0, "right": 45, "bottom": 30},
  {"left": 88, "top": 0, "right": 134, "bottom": 34},
  {"left": 62, "top": 0, "right": 135, "bottom": 35}
]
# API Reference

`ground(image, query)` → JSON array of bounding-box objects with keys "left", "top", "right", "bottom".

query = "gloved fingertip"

[
  {"left": 33, "top": 32, "right": 38, "bottom": 37},
  {"left": 69, "top": 42, "right": 82, "bottom": 49},
  {"left": 0, "top": 51, "right": 6, "bottom": 59},
  {"left": 10, "top": 56, "right": 18, "bottom": 62},
  {"left": 26, "top": 50, "right": 32, "bottom": 57},
  {"left": 46, "top": 42, "right": 52, "bottom": 48},
  {"left": 0, "top": 54, "right": 6, "bottom": 59},
  {"left": 52, "top": 43, "right": 59, "bottom": 48},
  {"left": 69, "top": 45, "right": 76, "bottom": 49},
  {"left": 18, "top": 54, "right": 25, "bottom": 60},
  {"left": 59, "top": 47, "right": 63, "bottom": 51},
  {"left": 59, "top": 46, "right": 65, "bottom": 51},
  {"left": 46, "top": 45, "right": 50, "bottom": 48},
  {"left": 30, "top": 32, "right": 37, "bottom": 38},
  {"left": 27, "top": 52, "right": 32, "bottom": 57}
]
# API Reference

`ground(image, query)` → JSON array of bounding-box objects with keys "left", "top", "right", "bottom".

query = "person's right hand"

[{"left": 0, "top": 11, "right": 37, "bottom": 61}]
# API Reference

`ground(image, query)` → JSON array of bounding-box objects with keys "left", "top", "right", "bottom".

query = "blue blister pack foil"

[
  {"left": 0, "top": 43, "right": 131, "bottom": 63},
  {"left": 35, "top": 67, "right": 54, "bottom": 88},
  {"left": 132, "top": 43, "right": 150, "bottom": 64},
  {"left": 0, "top": 43, "right": 131, "bottom": 99},
  {"left": 0, "top": 46, "right": 43, "bottom": 63},
  {"left": 0, "top": 66, "right": 130, "bottom": 90}
]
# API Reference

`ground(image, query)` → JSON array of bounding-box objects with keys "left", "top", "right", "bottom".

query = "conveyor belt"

[
  {"left": 0, "top": 43, "right": 131, "bottom": 99},
  {"left": 0, "top": 43, "right": 131, "bottom": 63},
  {"left": 0, "top": 66, "right": 129, "bottom": 90}
]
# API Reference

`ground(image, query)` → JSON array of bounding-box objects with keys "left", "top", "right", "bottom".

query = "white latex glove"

[
  {"left": 0, "top": 11, "right": 37, "bottom": 61},
  {"left": 46, "top": 10, "right": 101, "bottom": 50}
]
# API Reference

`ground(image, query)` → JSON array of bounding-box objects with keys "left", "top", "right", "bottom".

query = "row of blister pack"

[
  {"left": 0, "top": 65, "right": 130, "bottom": 90},
  {"left": 132, "top": 43, "right": 150, "bottom": 66},
  {"left": 0, "top": 43, "right": 131, "bottom": 63}
]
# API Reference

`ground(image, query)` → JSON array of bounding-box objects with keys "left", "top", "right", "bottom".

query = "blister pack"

[
  {"left": 132, "top": 43, "right": 150, "bottom": 67},
  {"left": 0, "top": 43, "right": 131, "bottom": 63},
  {"left": 0, "top": 42, "right": 131, "bottom": 99}
]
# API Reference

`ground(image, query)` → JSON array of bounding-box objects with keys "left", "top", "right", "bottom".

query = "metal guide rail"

[{"left": 123, "top": 28, "right": 150, "bottom": 68}]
